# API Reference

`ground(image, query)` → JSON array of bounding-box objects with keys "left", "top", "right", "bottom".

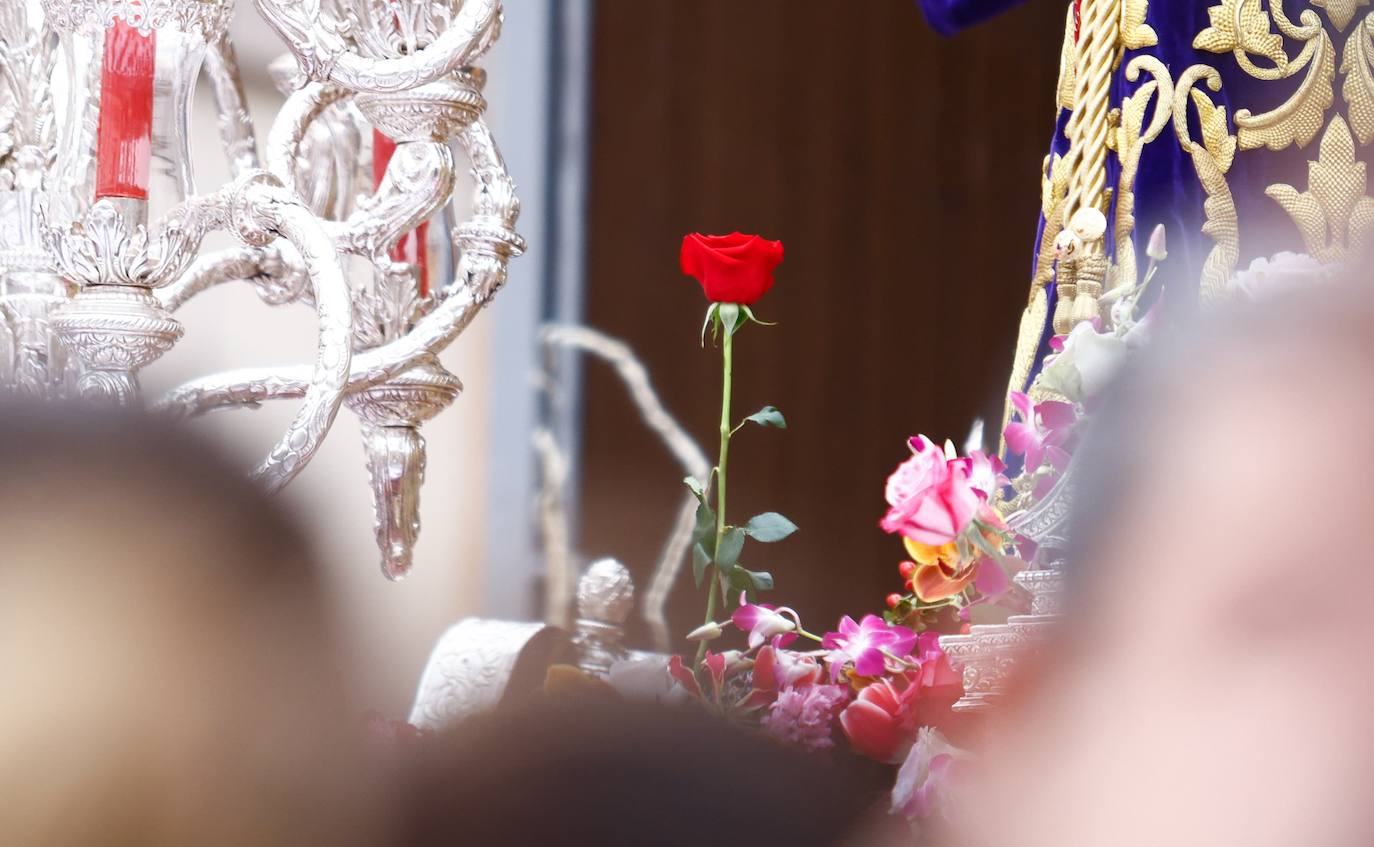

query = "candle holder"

[{"left": 0, "top": 0, "right": 525, "bottom": 571}]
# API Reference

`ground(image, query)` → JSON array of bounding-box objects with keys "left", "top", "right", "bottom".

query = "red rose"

[{"left": 679, "top": 232, "right": 784, "bottom": 305}]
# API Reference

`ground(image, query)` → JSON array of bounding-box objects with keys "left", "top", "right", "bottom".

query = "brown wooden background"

[{"left": 574, "top": 0, "right": 1067, "bottom": 646}]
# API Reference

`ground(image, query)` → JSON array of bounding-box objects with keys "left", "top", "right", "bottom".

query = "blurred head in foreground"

[
  {"left": 957, "top": 280, "right": 1374, "bottom": 846},
  {"left": 0, "top": 404, "right": 380, "bottom": 845},
  {"left": 398, "top": 696, "right": 878, "bottom": 847}
]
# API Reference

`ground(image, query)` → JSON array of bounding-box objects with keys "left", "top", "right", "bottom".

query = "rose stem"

[{"left": 695, "top": 315, "right": 734, "bottom": 669}]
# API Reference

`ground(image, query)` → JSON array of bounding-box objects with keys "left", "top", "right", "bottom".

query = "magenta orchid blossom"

[
  {"left": 741, "top": 644, "right": 823, "bottom": 711},
  {"left": 731, "top": 593, "right": 800, "bottom": 649},
  {"left": 1003, "top": 391, "right": 1075, "bottom": 474},
  {"left": 961, "top": 449, "right": 1008, "bottom": 502},
  {"left": 822, "top": 615, "right": 918, "bottom": 681}
]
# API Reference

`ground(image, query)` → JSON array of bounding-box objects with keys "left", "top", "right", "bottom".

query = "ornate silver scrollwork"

[
  {"left": 39, "top": 0, "right": 235, "bottom": 40},
  {"left": 407, "top": 618, "right": 562, "bottom": 730},
  {"left": 347, "top": 355, "right": 461, "bottom": 579},
  {"left": 940, "top": 461, "right": 1076, "bottom": 712},
  {"left": 407, "top": 559, "right": 641, "bottom": 729},
  {"left": 5, "top": 0, "right": 524, "bottom": 578},
  {"left": 253, "top": 0, "right": 501, "bottom": 94}
]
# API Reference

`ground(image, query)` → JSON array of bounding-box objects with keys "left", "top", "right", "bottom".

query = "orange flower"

[{"left": 902, "top": 537, "right": 977, "bottom": 603}]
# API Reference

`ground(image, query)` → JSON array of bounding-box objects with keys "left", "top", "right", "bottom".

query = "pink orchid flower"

[
  {"left": 668, "top": 651, "right": 746, "bottom": 702},
  {"left": 740, "top": 644, "right": 823, "bottom": 712},
  {"left": 821, "top": 615, "right": 918, "bottom": 681},
  {"left": 667, "top": 655, "right": 702, "bottom": 699},
  {"left": 731, "top": 593, "right": 799, "bottom": 649},
  {"left": 961, "top": 449, "right": 1007, "bottom": 501},
  {"left": 1003, "top": 391, "right": 1075, "bottom": 473}
]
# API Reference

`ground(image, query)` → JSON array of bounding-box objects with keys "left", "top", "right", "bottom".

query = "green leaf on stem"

[
  {"left": 683, "top": 476, "right": 706, "bottom": 503},
  {"left": 692, "top": 501, "right": 717, "bottom": 551},
  {"left": 726, "top": 567, "right": 775, "bottom": 599},
  {"left": 742, "top": 405, "right": 786, "bottom": 430},
  {"left": 743, "top": 568, "right": 774, "bottom": 591},
  {"left": 719, "top": 303, "right": 742, "bottom": 337},
  {"left": 743, "top": 512, "right": 798, "bottom": 543},
  {"left": 701, "top": 303, "right": 719, "bottom": 347},
  {"left": 714, "top": 527, "right": 746, "bottom": 569},
  {"left": 741, "top": 305, "right": 777, "bottom": 326},
  {"left": 692, "top": 543, "right": 711, "bottom": 587}
]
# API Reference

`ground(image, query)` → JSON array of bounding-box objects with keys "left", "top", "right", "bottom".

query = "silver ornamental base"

[
  {"left": 409, "top": 559, "right": 644, "bottom": 729},
  {"left": 940, "top": 463, "right": 1075, "bottom": 713},
  {"left": 51, "top": 284, "right": 184, "bottom": 403}
]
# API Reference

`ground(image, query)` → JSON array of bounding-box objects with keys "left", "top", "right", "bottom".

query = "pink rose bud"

[{"left": 1146, "top": 224, "right": 1168, "bottom": 262}]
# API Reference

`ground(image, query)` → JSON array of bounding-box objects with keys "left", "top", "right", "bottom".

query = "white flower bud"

[
  {"left": 1146, "top": 224, "right": 1168, "bottom": 262},
  {"left": 686, "top": 621, "right": 724, "bottom": 642}
]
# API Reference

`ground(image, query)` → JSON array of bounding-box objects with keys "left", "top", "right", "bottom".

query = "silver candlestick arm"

[{"left": 1, "top": 0, "right": 524, "bottom": 577}]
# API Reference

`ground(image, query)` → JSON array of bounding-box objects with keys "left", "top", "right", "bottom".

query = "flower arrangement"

[
  {"left": 663, "top": 225, "right": 1171, "bottom": 830},
  {"left": 668, "top": 231, "right": 1022, "bottom": 830}
]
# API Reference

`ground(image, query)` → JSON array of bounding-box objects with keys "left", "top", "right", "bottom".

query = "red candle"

[
  {"left": 372, "top": 130, "right": 431, "bottom": 298},
  {"left": 95, "top": 20, "right": 156, "bottom": 200}
]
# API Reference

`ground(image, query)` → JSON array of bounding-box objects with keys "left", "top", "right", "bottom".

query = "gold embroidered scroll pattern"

[
  {"left": 1120, "top": 0, "right": 1158, "bottom": 51},
  {"left": 1113, "top": 55, "right": 1174, "bottom": 291},
  {"left": 1315, "top": 0, "right": 1371, "bottom": 31},
  {"left": 1341, "top": 13, "right": 1374, "bottom": 142},
  {"left": 1005, "top": 154, "right": 1068, "bottom": 407},
  {"left": 1057, "top": 3, "right": 1077, "bottom": 110},
  {"left": 1174, "top": 64, "right": 1242, "bottom": 303},
  {"left": 1266, "top": 115, "right": 1374, "bottom": 261},
  {"left": 1194, "top": 0, "right": 1335, "bottom": 153}
]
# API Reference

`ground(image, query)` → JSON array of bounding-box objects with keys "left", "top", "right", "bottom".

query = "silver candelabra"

[{"left": 0, "top": 0, "right": 524, "bottom": 579}]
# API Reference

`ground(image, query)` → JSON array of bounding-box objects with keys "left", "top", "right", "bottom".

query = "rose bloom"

[
  {"left": 881, "top": 439, "right": 980, "bottom": 548},
  {"left": 680, "top": 232, "right": 784, "bottom": 305}
]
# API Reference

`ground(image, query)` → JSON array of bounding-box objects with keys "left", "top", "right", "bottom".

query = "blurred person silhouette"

[
  {"left": 395, "top": 694, "right": 889, "bottom": 847},
  {"left": 950, "top": 277, "right": 1374, "bottom": 846},
  {"left": 0, "top": 403, "right": 386, "bottom": 846}
]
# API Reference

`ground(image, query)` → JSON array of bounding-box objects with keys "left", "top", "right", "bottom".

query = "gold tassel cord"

[{"left": 1064, "top": 0, "right": 1121, "bottom": 223}]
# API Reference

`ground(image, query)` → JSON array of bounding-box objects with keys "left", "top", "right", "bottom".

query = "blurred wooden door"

[{"left": 576, "top": 0, "right": 1066, "bottom": 644}]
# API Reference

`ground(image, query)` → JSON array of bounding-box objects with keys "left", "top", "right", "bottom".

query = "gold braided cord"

[{"left": 1063, "top": 0, "right": 1121, "bottom": 222}]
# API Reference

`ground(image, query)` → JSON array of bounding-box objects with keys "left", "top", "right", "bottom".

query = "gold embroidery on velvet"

[
  {"left": 1194, "top": 0, "right": 1335, "bottom": 152},
  {"left": 1173, "top": 65, "right": 1238, "bottom": 174},
  {"left": 1172, "top": 64, "right": 1242, "bottom": 301},
  {"left": 1266, "top": 115, "right": 1374, "bottom": 261},
  {"left": 1113, "top": 56, "right": 1174, "bottom": 290},
  {"left": 1036, "top": 154, "right": 1071, "bottom": 293},
  {"left": 1002, "top": 149, "right": 1071, "bottom": 437},
  {"left": 1341, "top": 15, "right": 1374, "bottom": 143},
  {"left": 1120, "top": 0, "right": 1158, "bottom": 50},
  {"left": 1194, "top": 0, "right": 1287, "bottom": 65},
  {"left": 1057, "top": 3, "right": 1077, "bottom": 111},
  {"left": 1002, "top": 287, "right": 1049, "bottom": 438},
  {"left": 1315, "top": 0, "right": 1371, "bottom": 31},
  {"left": 1191, "top": 144, "right": 1241, "bottom": 304}
]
